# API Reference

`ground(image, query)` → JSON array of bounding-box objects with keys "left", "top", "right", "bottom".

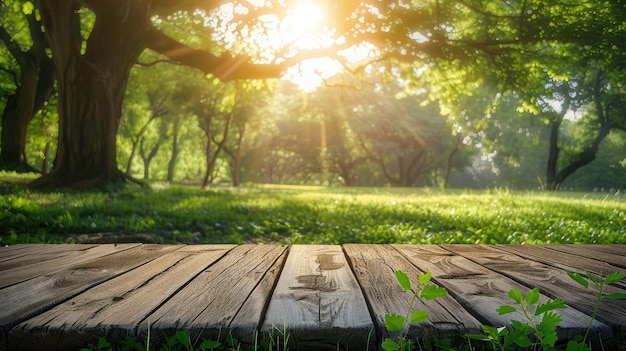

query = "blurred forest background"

[{"left": 1, "top": 0, "right": 625, "bottom": 191}]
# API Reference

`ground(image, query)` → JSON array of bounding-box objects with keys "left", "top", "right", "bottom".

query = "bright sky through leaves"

[{"left": 256, "top": 2, "right": 372, "bottom": 91}]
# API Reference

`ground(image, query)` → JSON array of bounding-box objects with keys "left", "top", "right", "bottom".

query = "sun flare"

[
  {"left": 271, "top": 3, "right": 341, "bottom": 91},
  {"left": 247, "top": 2, "right": 375, "bottom": 91},
  {"left": 290, "top": 3, "right": 323, "bottom": 35}
]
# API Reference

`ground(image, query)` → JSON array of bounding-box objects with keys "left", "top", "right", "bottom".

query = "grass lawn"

[{"left": 0, "top": 172, "right": 624, "bottom": 245}]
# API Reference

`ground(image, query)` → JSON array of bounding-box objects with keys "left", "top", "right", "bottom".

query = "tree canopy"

[{"left": 0, "top": 0, "right": 624, "bottom": 189}]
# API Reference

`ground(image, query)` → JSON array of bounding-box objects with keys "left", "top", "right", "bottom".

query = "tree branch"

[
  {"left": 0, "top": 25, "right": 26, "bottom": 67},
  {"left": 144, "top": 25, "right": 285, "bottom": 81}
]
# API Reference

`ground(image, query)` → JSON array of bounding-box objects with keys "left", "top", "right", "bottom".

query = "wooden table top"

[{"left": 1, "top": 244, "right": 625, "bottom": 351}]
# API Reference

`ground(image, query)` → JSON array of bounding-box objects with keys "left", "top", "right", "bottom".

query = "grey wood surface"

[
  {"left": 443, "top": 244, "right": 626, "bottom": 329},
  {"left": 263, "top": 245, "right": 374, "bottom": 351},
  {"left": 8, "top": 245, "right": 234, "bottom": 351},
  {"left": 142, "top": 244, "right": 288, "bottom": 344},
  {"left": 1, "top": 244, "right": 625, "bottom": 351},
  {"left": 0, "top": 244, "right": 139, "bottom": 288},
  {"left": 343, "top": 244, "right": 482, "bottom": 340}
]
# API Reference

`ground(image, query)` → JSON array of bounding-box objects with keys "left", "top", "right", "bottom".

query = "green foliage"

[
  {"left": 80, "top": 330, "right": 244, "bottom": 351},
  {"left": 0, "top": 173, "right": 625, "bottom": 245},
  {"left": 382, "top": 270, "right": 448, "bottom": 351},
  {"left": 567, "top": 271, "right": 626, "bottom": 346},
  {"left": 467, "top": 271, "right": 626, "bottom": 351},
  {"left": 468, "top": 287, "right": 568, "bottom": 350}
]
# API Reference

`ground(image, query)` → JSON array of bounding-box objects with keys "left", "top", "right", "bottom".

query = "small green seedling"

[
  {"left": 567, "top": 271, "right": 626, "bottom": 347},
  {"left": 468, "top": 287, "right": 568, "bottom": 351},
  {"left": 382, "top": 270, "right": 448, "bottom": 351},
  {"left": 468, "top": 271, "right": 626, "bottom": 351}
]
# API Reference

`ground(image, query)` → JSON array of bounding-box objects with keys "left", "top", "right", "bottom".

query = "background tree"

[
  {"left": 0, "top": 0, "right": 54, "bottom": 170},
  {"left": 33, "top": 0, "right": 287, "bottom": 188},
  {"left": 27, "top": 0, "right": 626, "bottom": 188},
  {"left": 222, "top": 81, "right": 272, "bottom": 187}
]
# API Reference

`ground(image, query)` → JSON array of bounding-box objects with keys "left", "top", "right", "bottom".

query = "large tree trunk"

[
  {"left": 0, "top": 9, "right": 52, "bottom": 171},
  {"left": 32, "top": 2, "right": 150, "bottom": 188},
  {"left": 32, "top": 0, "right": 287, "bottom": 189},
  {"left": 0, "top": 92, "right": 30, "bottom": 168}
]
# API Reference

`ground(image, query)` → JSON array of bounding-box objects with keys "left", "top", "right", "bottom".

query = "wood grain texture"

[
  {"left": 0, "top": 244, "right": 139, "bottom": 288},
  {"left": 0, "top": 244, "right": 98, "bottom": 270},
  {"left": 546, "top": 244, "right": 626, "bottom": 268},
  {"left": 0, "top": 245, "right": 182, "bottom": 334},
  {"left": 442, "top": 245, "right": 620, "bottom": 343},
  {"left": 395, "top": 245, "right": 611, "bottom": 343},
  {"left": 263, "top": 245, "right": 374, "bottom": 351},
  {"left": 1, "top": 244, "right": 625, "bottom": 351},
  {"left": 497, "top": 245, "right": 626, "bottom": 289},
  {"left": 141, "top": 244, "right": 287, "bottom": 345},
  {"left": 8, "top": 245, "right": 234, "bottom": 351},
  {"left": 343, "top": 244, "right": 481, "bottom": 342}
]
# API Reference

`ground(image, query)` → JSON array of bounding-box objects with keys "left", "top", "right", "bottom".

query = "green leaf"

[
  {"left": 568, "top": 272, "right": 589, "bottom": 288},
  {"left": 410, "top": 310, "right": 429, "bottom": 323},
  {"left": 565, "top": 340, "right": 590, "bottom": 351},
  {"left": 542, "top": 332, "right": 559, "bottom": 348},
  {"left": 465, "top": 333, "right": 490, "bottom": 342},
  {"left": 535, "top": 298, "right": 567, "bottom": 316},
  {"left": 508, "top": 288, "right": 524, "bottom": 304},
  {"left": 200, "top": 340, "right": 222, "bottom": 349},
  {"left": 496, "top": 305, "right": 517, "bottom": 315},
  {"left": 97, "top": 336, "right": 112, "bottom": 349},
  {"left": 538, "top": 311, "right": 563, "bottom": 341},
  {"left": 505, "top": 322, "right": 531, "bottom": 348},
  {"left": 226, "top": 334, "right": 238, "bottom": 346},
  {"left": 385, "top": 314, "right": 405, "bottom": 332},
  {"left": 382, "top": 338, "right": 400, "bottom": 351},
  {"left": 525, "top": 288, "right": 540, "bottom": 305},
  {"left": 604, "top": 293, "right": 626, "bottom": 300},
  {"left": 585, "top": 272, "right": 600, "bottom": 284},
  {"left": 175, "top": 330, "right": 191, "bottom": 347},
  {"left": 395, "top": 270, "right": 411, "bottom": 291},
  {"left": 421, "top": 284, "right": 448, "bottom": 300},
  {"left": 605, "top": 272, "right": 625, "bottom": 284},
  {"left": 418, "top": 271, "right": 432, "bottom": 285}
]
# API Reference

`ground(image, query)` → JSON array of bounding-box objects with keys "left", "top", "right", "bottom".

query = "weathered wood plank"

[
  {"left": 263, "top": 245, "right": 374, "bottom": 351},
  {"left": 8, "top": 245, "right": 235, "bottom": 351},
  {"left": 0, "top": 244, "right": 98, "bottom": 268},
  {"left": 0, "top": 244, "right": 140, "bottom": 288},
  {"left": 141, "top": 244, "right": 287, "bottom": 345},
  {"left": 442, "top": 244, "right": 623, "bottom": 345},
  {"left": 546, "top": 244, "right": 626, "bottom": 268},
  {"left": 557, "top": 244, "right": 626, "bottom": 257},
  {"left": 395, "top": 245, "right": 611, "bottom": 344},
  {"left": 0, "top": 244, "right": 182, "bottom": 343},
  {"left": 2, "top": 244, "right": 625, "bottom": 351},
  {"left": 0, "top": 244, "right": 39, "bottom": 261},
  {"left": 497, "top": 245, "right": 626, "bottom": 289},
  {"left": 343, "top": 244, "right": 481, "bottom": 343},
  {"left": 0, "top": 244, "right": 28, "bottom": 252}
]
